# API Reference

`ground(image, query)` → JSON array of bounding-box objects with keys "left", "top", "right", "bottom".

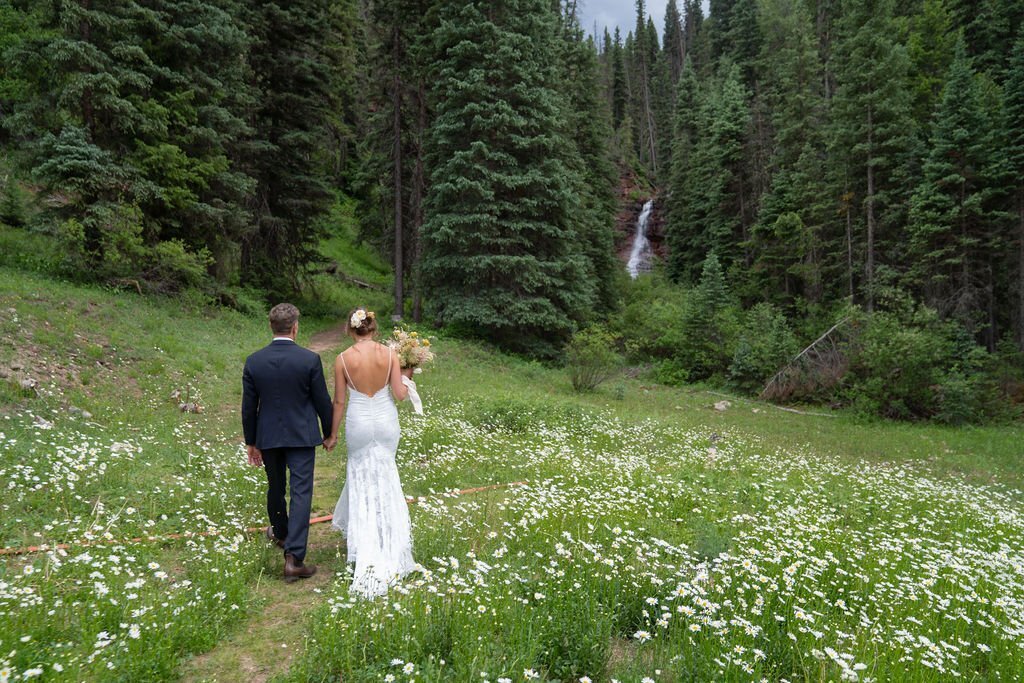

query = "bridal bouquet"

[{"left": 388, "top": 327, "right": 435, "bottom": 371}]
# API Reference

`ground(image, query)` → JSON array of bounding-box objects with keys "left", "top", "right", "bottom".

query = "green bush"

[
  {"left": 0, "top": 175, "right": 29, "bottom": 227},
  {"left": 729, "top": 302, "right": 800, "bottom": 393},
  {"left": 144, "top": 239, "right": 213, "bottom": 293},
  {"left": 652, "top": 358, "right": 690, "bottom": 386},
  {"left": 614, "top": 271, "right": 688, "bottom": 360},
  {"left": 565, "top": 325, "right": 621, "bottom": 392},
  {"left": 843, "top": 308, "right": 952, "bottom": 419},
  {"left": 57, "top": 203, "right": 146, "bottom": 280},
  {"left": 841, "top": 306, "right": 1008, "bottom": 422},
  {"left": 935, "top": 342, "right": 1021, "bottom": 425},
  {"left": 0, "top": 224, "right": 62, "bottom": 275}
]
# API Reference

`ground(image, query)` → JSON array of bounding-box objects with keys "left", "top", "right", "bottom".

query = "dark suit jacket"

[{"left": 242, "top": 339, "right": 333, "bottom": 450}]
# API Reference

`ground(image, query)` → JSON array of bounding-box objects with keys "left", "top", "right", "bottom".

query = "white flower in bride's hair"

[{"left": 350, "top": 309, "right": 367, "bottom": 327}]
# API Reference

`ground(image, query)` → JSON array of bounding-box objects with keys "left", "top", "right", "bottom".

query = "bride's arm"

[
  {"left": 326, "top": 356, "right": 347, "bottom": 449},
  {"left": 388, "top": 350, "right": 410, "bottom": 401}
]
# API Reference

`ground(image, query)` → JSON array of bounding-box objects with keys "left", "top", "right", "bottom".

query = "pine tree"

[
  {"left": 320, "top": 0, "right": 365, "bottom": 189},
  {"left": 708, "top": 0, "right": 761, "bottom": 83},
  {"left": 663, "top": 0, "right": 686, "bottom": 82},
  {"left": 948, "top": 0, "right": 1024, "bottom": 78},
  {"left": 675, "top": 63, "right": 750, "bottom": 281},
  {"left": 679, "top": 252, "right": 736, "bottom": 379},
  {"left": 611, "top": 28, "right": 628, "bottom": 129},
  {"left": 651, "top": 51, "right": 675, "bottom": 183},
  {"left": 0, "top": 2, "right": 46, "bottom": 144},
  {"left": 7, "top": 2, "right": 156, "bottom": 271},
  {"left": 421, "top": 0, "right": 595, "bottom": 356},
  {"left": 665, "top": 57, "right": 700, "bottom": 281},
  {"left": 909, "top": 38, "right": 1005, "bottom": 342},
  {"left": 682, "top": 0, "right": 706, "bottom": 73},
  {"left": 906, "top": 0, "right": 955, "bottom": 130},
  {"left": 557, "top": 7, "right": 620, "bottom": 313},
  {"left": 630, "top": 0, "right": 659, "bottom": 173},
  {"left": 1007, "top": 34, "right": 1024, "bottom": 348},
  {"left": 132, "top": 0, "right": 255, "bottom": 279},
  {"left": 241, "top": 0, "right": 335, "bottom": 297},
  {"left": 750, "top": 0, "right": 827, "bottom": 305},
  {"left": 352, "top": 0, "right": 437, "bottom": 318},
  {"left": 828, "top": 0, "right": 915, "bottom": 311}
]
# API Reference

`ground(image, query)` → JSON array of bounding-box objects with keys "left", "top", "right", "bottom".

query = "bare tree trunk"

[
  {"left": 392, "top": 24, "right": 404, "bottom": 320},
  {"left": 639, "top": 64, "right": 658, "bottom": 173},
  {"left": 844, "top": 188, "right": 854, "bottom": 300},
  {"left": 865, "top": 109, "right": 875, "bottom": 312},
  {"left": 1019, "top": 190, "right": 1024, "bottom": 350},
  {"left": 411, "top": 80, "right": 427, "bottom": 323},
  {"left": 738, "top": 176, "right": 750, "bottom": 267},
  {"left": 986, "top": 263, "right": 996, "bottom": 352}
]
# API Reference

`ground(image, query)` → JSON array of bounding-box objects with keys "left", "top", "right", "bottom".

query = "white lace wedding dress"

[{"left": 331, "top": 351, "right": 416, "bottom": 598}]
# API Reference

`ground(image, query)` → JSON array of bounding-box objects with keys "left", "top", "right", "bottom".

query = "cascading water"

[{"left": 626, "top": 199, "right": 654, "bottom": 279}]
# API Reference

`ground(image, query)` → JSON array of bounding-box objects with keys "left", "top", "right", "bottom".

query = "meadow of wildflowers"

[
  {"left": 0, "top": 412, "right": 270, "bottom": 680},
  {"left": 288, "top": 400, "right": 1024, "bottom": 682},
  {"left": 2, "top": 268, "right": 1023, "bottom": 681}
]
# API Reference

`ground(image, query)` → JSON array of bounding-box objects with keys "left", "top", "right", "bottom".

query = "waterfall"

[{"left": 626, "top": 199, "right": 654, "bottom": 279}]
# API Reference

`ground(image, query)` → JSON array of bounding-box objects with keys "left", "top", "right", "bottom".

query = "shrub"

[
  {"left": 614, "top": 270, "right": 687, "bottom": 360},
  {"left": 614, "top": 260, "right": 739, "bottom": 385},
  {"left": 0, "top": 175, "right": 29, "bottom": 227},
  {"left": 144, "top": 240, "right": 213, "bottom": 293},
  {"left": 729, "top": 303, "right": 800, "bottom": 393},
  {"left": 842, "top": 308, "right": 953, "bottom": 419},
  {"left": 840, "top": 306, "right": 1008, "bottom": 422},
  {"left": 652, "top": 358, "right": 690, "bottom": 386},
  {"left": 935, "top": 342, "right": 1021, "bottom": 425},
  {"left": 56, "top": 203, "right": 146, "bottom": 281},
  {"left": 566, "top": 326, "right": 621, "bottom": 392}
]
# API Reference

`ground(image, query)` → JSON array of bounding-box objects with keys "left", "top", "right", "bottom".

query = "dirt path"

[
  {"left": 178, "top": 525, "right": 346, "bottom": 683},
  {"left": 307, "top": 324, "right": 348, "bottom": 354},
  {"left": 182, "top": 327, "right": 348, "bottom": 682}
]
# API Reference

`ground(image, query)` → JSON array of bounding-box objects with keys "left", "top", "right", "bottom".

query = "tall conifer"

[
  {"left": 908, "top": 39, "right": 1003, "bottom": 340},
  {"left": 421, "top": 0, "right": 594, "bottom": 355}
]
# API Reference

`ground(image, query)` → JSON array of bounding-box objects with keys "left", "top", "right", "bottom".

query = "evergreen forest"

[{"left": 2, "top": 0, "right": 1023, "bottom": 422}]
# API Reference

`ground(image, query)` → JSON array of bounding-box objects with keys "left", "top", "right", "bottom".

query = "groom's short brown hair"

[{"left": 269, "top": 303, "right": 300, "bottom": 334}]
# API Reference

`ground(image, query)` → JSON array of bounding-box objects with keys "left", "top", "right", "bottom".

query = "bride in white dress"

[{"left": 323, "top": 307, "right": 417, "bottom": 598}]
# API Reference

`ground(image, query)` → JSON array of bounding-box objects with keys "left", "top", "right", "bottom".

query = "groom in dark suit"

[{"left": 242, "top": 303, "right": 332, "bottom": 581}]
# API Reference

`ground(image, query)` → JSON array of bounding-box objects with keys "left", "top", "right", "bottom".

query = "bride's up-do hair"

[{"left": 346, "top": 306, "right": 378, "bottom": 337}]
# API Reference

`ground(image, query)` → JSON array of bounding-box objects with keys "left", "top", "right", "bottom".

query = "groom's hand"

[
  {"left": 246, "top": 444, "right": 263, "bottom": 467},
  {"left": 322, "top": 435, "right": 337, "bottom": 451}
]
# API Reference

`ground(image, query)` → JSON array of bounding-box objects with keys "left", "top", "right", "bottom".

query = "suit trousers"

[{"left": 262, "top": 446, "right": 315, "bottom": 563}]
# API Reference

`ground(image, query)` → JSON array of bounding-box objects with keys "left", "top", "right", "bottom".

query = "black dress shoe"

[
  {"left": 284, "top": 553, "right": 317, "bottom": 583},
  {"left": 265, "top": 526, "right": 284, "bottom": 548}
]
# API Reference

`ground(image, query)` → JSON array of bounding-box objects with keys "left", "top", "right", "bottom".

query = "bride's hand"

[
  {"left": 400, "top": 366, "right": 415, "bottom": 379},
  {"left": 323, "top": 435, "right": 338, "bottom": 451}
]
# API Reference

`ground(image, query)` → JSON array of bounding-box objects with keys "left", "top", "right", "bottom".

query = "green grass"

[
  {"left": 1, "top": 224, "right": 1023, "bottom": 681},
  {"left": 319, "top": 197, "right": 392, "bottom": 289},
  {"left": 292, "top": 200, "right": 394, "bottom": 321}
]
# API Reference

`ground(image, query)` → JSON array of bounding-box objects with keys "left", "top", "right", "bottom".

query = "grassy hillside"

[{"left": 1, "top": 227, "right": 1023, "bottom": 681}]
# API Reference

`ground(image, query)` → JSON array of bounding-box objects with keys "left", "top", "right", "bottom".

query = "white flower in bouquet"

[{"left": 388, "top": 327, "right": 435, "bottom": 369}]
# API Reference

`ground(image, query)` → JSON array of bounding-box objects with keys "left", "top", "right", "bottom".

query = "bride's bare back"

[
  {"left": 337, "top": 342, "right": 390, "bottom": 393},
  {"left": 323, "top": 338, "right": 409, "bottom": 453}
]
